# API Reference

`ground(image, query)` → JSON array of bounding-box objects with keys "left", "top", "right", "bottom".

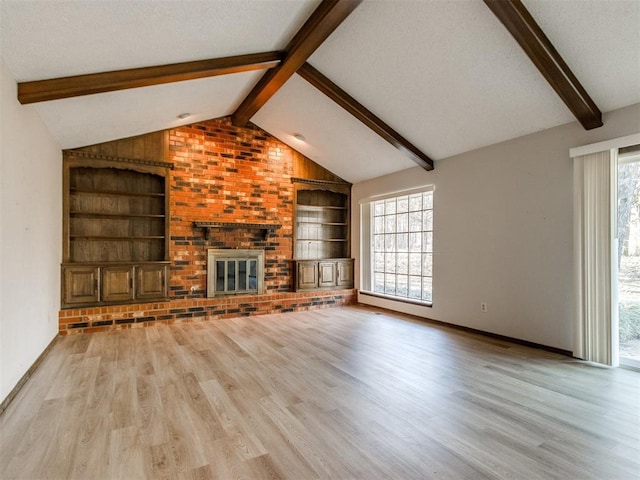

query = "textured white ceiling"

[
  {"left": 252, "top": 75, "right": 417, "bottom": 183},
  {"left": 1, "top": 0, "right": 639, "bottom": 182},
  {"left": 34, "top": 71, "right": 264, "bottom": 149},
  {"left": 0, "top": 0, "right": 320, "bottom": 80},
  {"left": 523, "top": 0, "right": 640, "bottom": 112}
]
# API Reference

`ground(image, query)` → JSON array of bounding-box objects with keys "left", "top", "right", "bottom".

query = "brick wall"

[
  {"left": 59, "top": 118, "right": 355, "bottom": 334},
  {"left": 169, "top": 118, "right": 294, "bottom": 298}
]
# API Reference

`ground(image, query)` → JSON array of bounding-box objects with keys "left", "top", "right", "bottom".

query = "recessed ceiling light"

[
  {"left": 293, "top": 133, "right": 305, "bottom": 142},
  {"left": 177, "top": 113, "right": 190, "bottom": 119}
]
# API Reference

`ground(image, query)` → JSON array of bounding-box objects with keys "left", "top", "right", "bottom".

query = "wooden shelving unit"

[
  {"left": 292, "top": 178, "right": 353, "bottom": 291},
  {"left": 62, "top": 150, "right": 172, "bottom": 308}
]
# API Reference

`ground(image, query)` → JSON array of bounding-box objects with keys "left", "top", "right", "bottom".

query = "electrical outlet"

[{"left": 480, "top": 302, "right": 488, "bottom": 312}]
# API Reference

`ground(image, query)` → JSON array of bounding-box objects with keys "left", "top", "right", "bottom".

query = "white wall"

[
  {"left": 0, "top": 58, "right": 61, "bottom": 402},
  {"left": 353, "top": 103, "right": 640, "bottom": 352}
]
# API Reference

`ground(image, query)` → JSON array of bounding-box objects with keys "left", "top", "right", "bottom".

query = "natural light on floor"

[{"left": 618, "top": 149, "right": 640, "bottom": 367}]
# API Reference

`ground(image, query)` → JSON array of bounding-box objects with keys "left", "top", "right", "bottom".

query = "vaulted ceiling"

[{"left": 1, "top": 0, "right": 639, "bottom": 183}]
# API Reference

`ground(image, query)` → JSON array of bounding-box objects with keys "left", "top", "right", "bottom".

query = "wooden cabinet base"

[
  {"left": 294, "top": 259, "right": 353, "bottom": 291},
  {"left": 61, "top": 262, "right": 169, "bottom": 308}
]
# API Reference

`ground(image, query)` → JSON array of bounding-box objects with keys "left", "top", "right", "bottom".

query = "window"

[{"left": 361, "top": 187, "right": 433, "bottom": 304}]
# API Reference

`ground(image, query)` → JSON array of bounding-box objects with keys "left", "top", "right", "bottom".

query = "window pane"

[
  {"left": 385, "top": 198, "right": 396, "bottom": 215},
  {"left": 397, "top": 275, "right": 408, "bottom": 297},
  {"left": 385, "top": 234, "right": 396, "bottom": 252},
  {"left": 385, "top": 273, "right": 396, "bottom": 295},
  {"left": 422, "top": 253, "right": 432, "bottom": 276},
  {"left": 374, "top": 216, "right": 384, "bottom": 234},
  {"left": 385, "top": 214, "right": 396, "bottom": 233},
  {"left": 397, "top": 233, "right": 408, "bottom": 252},
  {"left": 409, "top": 211, "right": 422, "bottom": 232},
  {"left": 409, "top": 194, "right": 422, "bottom": 212},
  {"left": 238, "top": 260, "right": 247, "bottom": 290},
  {"left": 373, "top": 234, "right": 384, "bottom": 252},
  {"left": 423, "top": 232, "right": 433, "bottom": 252},
  {"left": 397, "top": 196, "right": 409, "bottom": 213},
  {"left": 397, "top": 213, "right": 408, "bottom": 232},
  {"left": 249, "top": 260, "right": 257, "bottom": 289},
  {"left": 227, "top": 260, "right": 236, "bottom": 291},
  {"left": 374, "top": 272, "right": 385, "bottom": 293},
  {"left": 423, "top": 192, "right": 433, "bottom": 210},
  {"left": 423, "top": 210, "right": 433, "bottom": 231},
  {"left": 396, "top": 252, "right": 408, "bottom": 274},
  {"left": 409, "top": 276, "right": 421, "bottom": 299},
  {"left": 409, "top": 253, "right": 421, "bottom": 275},
  {"left": 374, "top": 201, "right": 384, "bottom": 216},
  {"left": 409, "top": 232, "right": 422, "bottom": 252},
  {"left": 385, "top": 253, "right": 396, "bottom": 273},
  {"left": 422, "top": 276, "right": 433, "bottom": 302},
  {"left": 374, "top": 252, "right": 385, "bottom": 272},
  {"left": 216, "top": 260, "right": 225, "bottom": 292}
]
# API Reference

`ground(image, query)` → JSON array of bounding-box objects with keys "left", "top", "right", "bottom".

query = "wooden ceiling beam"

[
  {"left": 231, "top": 0, "right": 362, "bottom": 127},
  {"left": 483, "top": 0, "right": 602, "bottom": 130},
  {"left": 298, "top": 63, "right": 434, "bottom": 171},
  {"left": 17, "top": 51, "right": 283, "bottom": 104}
]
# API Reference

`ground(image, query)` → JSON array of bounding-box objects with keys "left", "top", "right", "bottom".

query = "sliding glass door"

[{"left": 618, "top": 146, "right": 640, "bottom": 367}]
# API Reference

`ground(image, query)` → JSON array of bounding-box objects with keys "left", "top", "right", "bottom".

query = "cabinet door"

[
  {"left": 136, "top": 264, "right": 168, "bottom": 300},
  {"left": 318, "top": 261, "right": 337, "bottom": 288},
  {"left": 336, "top": 259, "right": 354, "bottom": 288},
  {"left": 63, "top": 266, "right": 100, "bottom": 305},
  {"left": 102, "top": 266, "right": 135, "bottom": 303},
  {"left": 296, "top": 261, "right": 318, "bottom": 290}
]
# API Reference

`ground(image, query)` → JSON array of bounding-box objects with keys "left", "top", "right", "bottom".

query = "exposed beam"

[
  {"left": 231, "top": 0, "right": 362, "bottom": 127},
  {"left": 298, "top": 63, "right": 434, "bottom": 171},
  {"left": 483, "top": 0, "right": 602, "bottom": 130},
  {"left": 18, "top": 51, "right": 283, "bottom": 104}
]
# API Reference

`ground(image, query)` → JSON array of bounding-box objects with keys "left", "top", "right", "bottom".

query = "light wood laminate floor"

[{"left": 1, "top": 306, "right": 639, "bottom": 479}]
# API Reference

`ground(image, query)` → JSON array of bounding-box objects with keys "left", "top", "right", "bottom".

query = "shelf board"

[
  {"left": 70, "top": 235, "right": 165, "bottom": 240},
  {"left": 193, "top": 221, "right": 281, "bottom": 240},
  {"left": 70, "top": 212, "right": 165, "bottom": 219},
  {"left": 296, "top": 205, "right": 346, "bottom": 211},
  {"left": 297, "top": 221, "right": 347, "bottom": 226},
  {"left": 70, "top": 188, "right": 165, "bottom": 198},
  {"left": 297, "top": 238, "right": 347, "bottom": 242}
]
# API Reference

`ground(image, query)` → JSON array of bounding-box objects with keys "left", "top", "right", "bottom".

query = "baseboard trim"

[
  {"left": 358, "top": 303, "right": 573, "bottom": 357},
  {"left": 0, "top": 335, "right": 59, "bottom": 416}
]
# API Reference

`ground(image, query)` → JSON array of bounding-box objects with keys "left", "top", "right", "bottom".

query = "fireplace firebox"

[{"left": 207, "top": 249, "right": 265, "bottom": 297}]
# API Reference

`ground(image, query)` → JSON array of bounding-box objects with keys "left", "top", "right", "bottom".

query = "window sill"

[{"left": 359, "top": 290, "right": 432, "bottom": 307}]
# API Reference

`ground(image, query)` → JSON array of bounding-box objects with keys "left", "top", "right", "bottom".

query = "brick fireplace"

[{"left": 58, "top": 117, "right": 356, "bottom": 334}]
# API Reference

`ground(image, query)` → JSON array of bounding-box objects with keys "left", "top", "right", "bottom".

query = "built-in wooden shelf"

[
  {"left": 70, "top": 188, "right": 165, "bottom": 198},
  {"left": 70, "top": 235, "right": 165, "bottom": 240},
  {"left": 70, "top": 212, "right": 165, "bottom": 219},
  {"left": 193, "top": 221, "right": 282, "bottom": 240}
]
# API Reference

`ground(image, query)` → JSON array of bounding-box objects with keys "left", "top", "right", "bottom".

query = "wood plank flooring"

[{"left": 1, "top": 305, "right": 638, "bottom": 479}]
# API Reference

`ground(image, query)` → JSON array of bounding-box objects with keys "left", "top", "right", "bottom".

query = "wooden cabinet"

[
  {"left": 61, "top": 263, "right": 169, "bottom": 307},
  {"left": 318, "top": 261, "right": 338, "bottom": 288},
  {"left": 295, "top": 259, "right": 353, "bottom": 291},
  {"left": 101, "top": 266, "right": 135, "bottom": 303},
  {"left": 296, "top": 261, "right": 318, "bottom": 290},
  {"left": 336, "top": 259, "right": 354, "bottom": 288},
  {"left": 136, "top": 264, "right": 169, "bottom": 300},
  {"left": 293, "top": 178, "right": 354, "bottom": 292},
  {"left": 63, "top": 265, "right": 100, "bottom": 305},
  {"left": 61, "top": 147, "right": 172, "bottom": 308}
]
